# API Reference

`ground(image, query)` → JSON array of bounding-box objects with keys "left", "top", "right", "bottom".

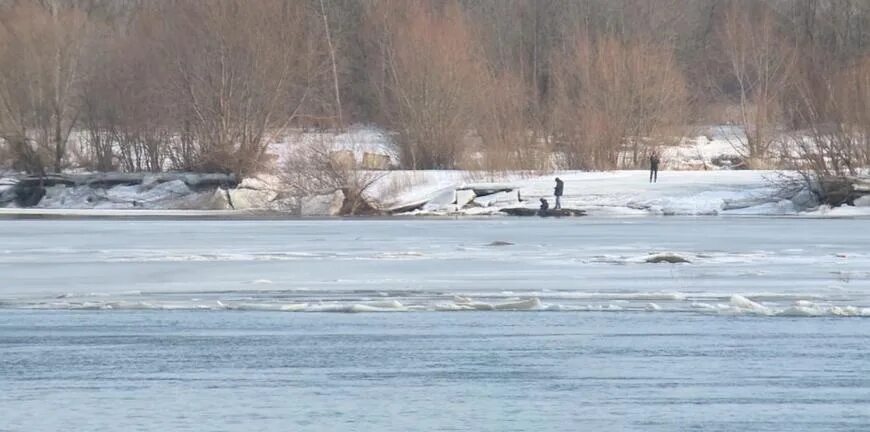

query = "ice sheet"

[{"left": 1, "top": 218, "right": 868, "bottom": 317}]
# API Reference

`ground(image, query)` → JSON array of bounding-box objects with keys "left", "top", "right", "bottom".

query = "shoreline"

[
  {"left": 4, "top": 170, "right": 870, "bottom": 218},
  {"left": 1, "top": 207, "right": 867, "bottom": 220}
]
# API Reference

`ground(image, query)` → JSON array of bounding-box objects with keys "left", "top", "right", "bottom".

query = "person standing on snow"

[
  {"left": 554, "top": 177, "right": 564, "bottom": 209},
  {"left": 649, "top": 152, "right": 660, "bottom": 183}
]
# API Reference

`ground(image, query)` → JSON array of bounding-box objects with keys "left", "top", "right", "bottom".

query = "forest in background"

[{"left": 0, "top": 0, "right": 868, "bottom": 176}]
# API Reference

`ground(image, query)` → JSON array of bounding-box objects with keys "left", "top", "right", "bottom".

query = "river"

[{"left": 1, "top": 217, "right": 869, "bottom": 430}]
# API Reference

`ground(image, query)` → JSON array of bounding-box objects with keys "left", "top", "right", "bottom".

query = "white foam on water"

[
  {"left": 4, "top": 288, "right": 868, "bottom": 317},
  {"left": 279, "top": 303, "right": 309, "bottom": 312},
  {"left": 304, "top": 301, "right": 408, "bottom": 313},
  {"left": 434, "top": 296, "right": 542, "bottom": 311},
  {"left": 10, "top": 297, "right": 870, "bottom": 316},
  {"left": 251, "top": 279, "right": 274, "bottom": 285},
  {"left": 777, "top": 301, "right": 870, "bottom": 317},
  {"left": 553, "top": 292, "right": 688, "bottom": 301}
]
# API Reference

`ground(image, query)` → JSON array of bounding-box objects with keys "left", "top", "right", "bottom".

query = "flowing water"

[{"left": 1, "top": 217, "right": 869, "bottom": 430}]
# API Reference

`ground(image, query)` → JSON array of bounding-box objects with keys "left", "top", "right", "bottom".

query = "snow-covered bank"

[
  {"left": 4, "top": 169, "right": 870, "bottom": 217},
  {"left": 368, "top": 170, "right": 815, "bottom": 216},
  {"left": 0, "top": 173, "right": 298, "bottom": 213},
  {"left": 4, "top": 124, "right": 870, "bottom": 217}
]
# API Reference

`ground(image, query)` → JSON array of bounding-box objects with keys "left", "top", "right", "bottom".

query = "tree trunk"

[{"left": 321, "top": 0, "right": 343, "bottom": 130}]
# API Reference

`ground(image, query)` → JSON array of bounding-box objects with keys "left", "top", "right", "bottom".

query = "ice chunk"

[
  {"left": 228, "top": 188, "right": 277, "bottom": 210},
  {"left": 421, "top": 188, "right": 457, "bottom": 212},
  {"left": 729, "top": 295, "right": 771, "bottom": 315},
  {"left": 472, "top": 190, "right": 519, "bottom": 208},
  {"left": 455, "top": 189, "right": 476, "bottom": 209},
  {"left": 300, "top": 190, "right": 345, "bottom": 216},
  {"left": 493, "top": 297, "right": 542, "bottom": 311}
]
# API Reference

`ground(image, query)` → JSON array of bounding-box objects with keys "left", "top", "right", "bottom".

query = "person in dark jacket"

[
  {"left": 539, "top": 198, "right": 549, "bottom": 213},
  {"left": 649, "top": 152, "right": 660, "bottom": 183},
  {"left": 553, "top": 177, "right": 564, "bottom": 209}
]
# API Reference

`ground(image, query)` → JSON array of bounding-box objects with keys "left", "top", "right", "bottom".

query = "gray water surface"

[
  {"left": 2, "top": 311, "right": 869, "bottom": 431},
  {"left": 2, "top": 217, "right": 870, "bottom": 431}
]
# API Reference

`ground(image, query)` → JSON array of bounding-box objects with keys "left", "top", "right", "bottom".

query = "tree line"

[{"left": 0, "top": 0, "right": 868, "bottom": 176}]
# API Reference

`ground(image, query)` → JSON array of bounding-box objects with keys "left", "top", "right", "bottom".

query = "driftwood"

[{"left": 500, "top": 207, "right": 586, "bottom": 217}]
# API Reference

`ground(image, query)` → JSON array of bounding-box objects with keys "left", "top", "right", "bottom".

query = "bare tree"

[
  {"left": 715, "top": 1, "right": 796, "bottom": 168},
  {"left": 375, "top": 0, "right": 487, "bottom": 169},
  {"left": 551, "top": 34, "right": 688, "bottom": 169},
  {"left": 788, "top": 55, "right": 870, "bottom": 177},
  {"left": 79, "top": 9, "right": 170, "bottom": 172},
  {"left": 319, "top": 0, "right": 343, "bottom": 129},
  {"left": 0, "top": 2, "right": 91, "bottom": 173},
  {"left": 475, "top": 71, "right": 550, "bottom": 172},
  {"left": 1, "top": 0, "right": 868, "bottom": 177},
  {"left": 161, "top": 0, "right": 315, "bottom": 176},
  {"left": 282, "top": 136, "right": 385, "bottom": 215}
]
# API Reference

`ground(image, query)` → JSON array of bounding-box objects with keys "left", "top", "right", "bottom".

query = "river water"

[{"left": 1, "top": 217, "right": 869, "bottom": 430}]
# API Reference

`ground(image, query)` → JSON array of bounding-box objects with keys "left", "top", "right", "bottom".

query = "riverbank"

[{"left": 3, "top": 169, "right": 870, "bottom": 217}]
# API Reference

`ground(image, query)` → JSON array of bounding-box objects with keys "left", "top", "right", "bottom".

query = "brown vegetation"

[
  {"left": 374, "top": 1, "right": 487, "bottom": 169},
  {"left": 715, "top": 1, "right": 796, "bottom": 168},
  {"left": 552, "top": 35, "right": 688, "bottom": 169},
  {"left": 789, "top": 55, "right": 870, "bottom": 177},
  {"left": 0, "top": 0, "right": 868, "bottom": 176}
]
